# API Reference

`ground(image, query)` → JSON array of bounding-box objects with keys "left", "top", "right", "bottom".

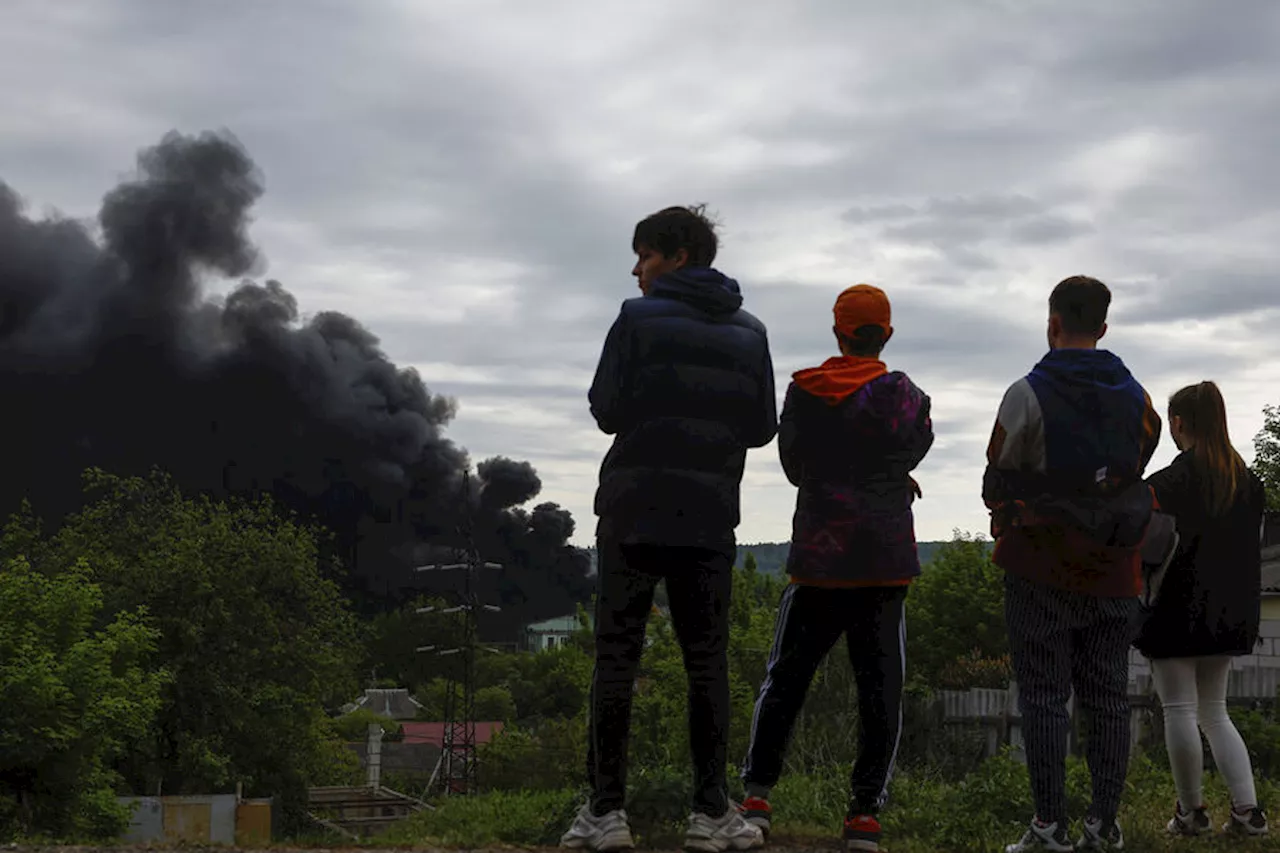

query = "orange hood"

[{"left": 792, "top": 356, "right": 888, "bottom": 404}]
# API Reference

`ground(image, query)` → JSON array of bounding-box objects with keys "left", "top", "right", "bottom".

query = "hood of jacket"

[
  {"left": 792, "top": 356, "right": 889, "bottom": 405},
  {"left": 647, "top": 266, "right": 744, "bottom": 315},
  {"left": 1029, "top": 348, "right": 1141, "bottom": 407}
]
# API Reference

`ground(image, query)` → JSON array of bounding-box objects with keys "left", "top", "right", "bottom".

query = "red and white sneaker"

[
  {"left": 738, "top": 796, "right": 772, "bottom": 836},
  {"left": 843, "top": 813, "right": 882, "bottom": 852}
]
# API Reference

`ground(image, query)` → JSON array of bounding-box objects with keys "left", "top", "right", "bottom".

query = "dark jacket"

[
  {"left": 780, "top": 360, "right": 933, "bottom": 585},
  {"left": 588, "top": 267, "right": 777, "bottom": 548},
  {"left": 982, "top": 348, "right": 1162, "bottom": 597},
  {"left": 1134, "top": 451, "right": 1266, "bottom": 658}
]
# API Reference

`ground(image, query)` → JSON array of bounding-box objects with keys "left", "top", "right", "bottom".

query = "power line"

[{"left": 414, "top": 470, "right": 502, "bottom": 797}]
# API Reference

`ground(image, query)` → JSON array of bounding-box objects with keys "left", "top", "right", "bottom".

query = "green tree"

[
  {"left": 1254, "top": 404, "right": 1280, "bottom": 511},
  {"left": 363, "top": 594, "right": 467, "bottom": 691},
  {"left": 33, "top": 469, "right": 362, "bottom": 824},
  {"left": 905, "top": 532, "right": 1009, "bottom": 690},
  {"left": 0, "top": 554, "right": 166, "bottom": 840},
  {"left": 331, "top": 708, "right": 403, "bottom": 743}
]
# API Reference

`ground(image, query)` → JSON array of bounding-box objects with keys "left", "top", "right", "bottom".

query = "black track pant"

[
  {"left": 741, "top": 583, "right": 908, "bottom": 815},
  {"left": 587, "top": 538, "right": 734, "bottom": 817},
  {"left": 1004, "top": 572, "right": 1138, "bottom": 826}
]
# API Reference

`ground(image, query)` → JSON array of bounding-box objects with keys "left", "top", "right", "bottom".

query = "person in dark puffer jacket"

[
  {"left": 739, "top": 284, "right": 933, "bottom": 853},
  {"left": 561, "top": 205, "right": 776, "bottom": 853}
]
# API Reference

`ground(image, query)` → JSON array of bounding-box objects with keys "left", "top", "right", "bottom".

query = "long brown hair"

[{"left": 1168, "top": 381, "right": 1248, "bottom": 516}]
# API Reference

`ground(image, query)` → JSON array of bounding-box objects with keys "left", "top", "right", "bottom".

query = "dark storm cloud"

[{"left": 3, "top": 0, "right": 1279, "bottom": 545}]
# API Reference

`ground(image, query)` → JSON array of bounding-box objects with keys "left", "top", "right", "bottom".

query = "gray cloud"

[{"left": 3, "top": 0, "right": 1280, "bottom": 546}]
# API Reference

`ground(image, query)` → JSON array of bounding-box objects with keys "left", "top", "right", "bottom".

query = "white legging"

[{"left": 1150, "top": 656, "right": 1257, "bottom": 810}]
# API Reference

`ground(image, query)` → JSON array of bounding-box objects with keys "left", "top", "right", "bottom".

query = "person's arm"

[
  {"left": 981, "top": 378, "right": 1045, "bottom": 506},
  {"left": 904, "top": 388, "right": 934, "bottom": 470},
  {"left": 587, "top": 310, "right": 630, "bottom": 435},
  {"left": 900, "top": 385, "right": 933, "bottom": 499},
  {"left": 776, "top": 383, "right": 802, "bottom": 486},
  {"left": 744, "top": 332, "right": 779, "bottom": 448}
]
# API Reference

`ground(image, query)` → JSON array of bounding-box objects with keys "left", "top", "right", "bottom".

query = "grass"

[{"left": 360, "top": 749, "right": 1280, "bottom": 852}]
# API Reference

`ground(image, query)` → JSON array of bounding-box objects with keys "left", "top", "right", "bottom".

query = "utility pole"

[{"left": 414, "top": 471, "right": 502, "bottom": 797}]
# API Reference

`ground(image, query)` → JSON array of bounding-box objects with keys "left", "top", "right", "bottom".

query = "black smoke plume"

[{"left": 0, "top": 129, "right": 593, "bottom": 637}]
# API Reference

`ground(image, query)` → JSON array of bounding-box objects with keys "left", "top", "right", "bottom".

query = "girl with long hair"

[{"left": 1135, "top": 381, "right": 1269, "bottom": 837}]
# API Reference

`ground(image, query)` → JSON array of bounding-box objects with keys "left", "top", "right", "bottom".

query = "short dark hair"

[
  {"left": 632, "top": 203, "right": 718, "bottom": 266},
  {"left": 1049, "top": 275, "right": 1111, "bottom": 337},
  {"left": 838, "top": 324, "right": 888, "bottom": 357}
]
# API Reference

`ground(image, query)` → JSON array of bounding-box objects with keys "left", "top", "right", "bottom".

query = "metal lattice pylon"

[{"left": 414, "top": 471, "right": 502, "bottom": 797}]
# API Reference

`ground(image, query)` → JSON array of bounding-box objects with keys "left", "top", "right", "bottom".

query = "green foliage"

[
  {"left": 16, "top": 468, "right": 362, "bottom": 828},
  {"left": 0, "top": 555, "right": 166, "bottom": 840},
  {"left": 390, "top": 751, "right": 1280, "bottom": 853},
  {"left": 938, "top": 648, "right": 1014, "bottom": 690},
  {"left": 330, "top": 708, "right": 402, "bottom": 742},
  {"left": 362, "top": 593, "right": 467, "bottom": 691},
  {"left": 478, "top": 717, "right": 585, "bottom": 791},
  {"left": 1255, "top": 404, "right": 1280, "bottom": 511},
  {"left": 380, "top": 787, "right": 580, "bottom": 847},
  {"left": 1230, "top": 705, "right": 1280, "bottom": 778},
  {"left": 906, "top": 531, "right": 1007, "bottom": 689}
]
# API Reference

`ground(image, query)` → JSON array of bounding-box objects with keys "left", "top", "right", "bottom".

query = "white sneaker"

[
  {"left": 560, "top": 804, "right": 635, "bottom": 851},
  {"left": 683, "top": 808, "right": 765, "bottom": 852},
  {"left": 1075, "top": 816, "right": 1124, "bottom": 850},
  {"left": 1005, "top": 818, "right": 1072, "bottom": 852},
  {"left": 1225, "top": 805, "right": 1269, "bottom": 836}
]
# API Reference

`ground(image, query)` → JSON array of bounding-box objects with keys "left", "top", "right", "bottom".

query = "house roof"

[
  {"left": 342, "top": 688, "right": 426, "bottom": 721},
  {"left": 401, "top": 721, "right": 505, "bottom": 746},
  {"left": 526, "top": 615, "right": 582, "bottom": 633}
]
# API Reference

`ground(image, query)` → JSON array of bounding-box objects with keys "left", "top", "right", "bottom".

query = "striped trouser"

[
  {"left": 742, "top": 583, "right": 907, "bottom": 814},
  {"left": 1004, "top": 572, "right": 1138, "bottom": 826}
]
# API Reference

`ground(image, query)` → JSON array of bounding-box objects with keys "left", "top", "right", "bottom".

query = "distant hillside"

[
  {"left": 735, "top": 541, "right": 955, "bottom": 574},
  {"left": 584, "top": 539, "right": 982, "bottom": 575}
]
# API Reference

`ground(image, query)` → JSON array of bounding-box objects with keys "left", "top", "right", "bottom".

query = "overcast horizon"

[{"left": 5, "top": 1, "right": 1280, "bottom": 549}]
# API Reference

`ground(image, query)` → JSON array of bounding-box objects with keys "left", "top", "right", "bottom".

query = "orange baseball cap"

[{"left": 833, "top": 284, "right": 891, "bottom": 336}]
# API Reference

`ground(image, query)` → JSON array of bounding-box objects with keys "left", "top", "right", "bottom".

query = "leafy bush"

[
  {"left": 330, "top": 707, "right": 402, "bottom": 743},
  {"left": 9, "top": 469, "right": 363, "bottom": 832},
  {"left": 906, "top": 532, "right": 1007, "bottom": 689},
  {"left": 379, "top": 787, "right": 580, "bottom": 847},
  {"left": 938, "top": 649, "right": 1014, "bottom": 690},
  {"left": 0, "top": 554, "right": 166, "bottom": 840}
]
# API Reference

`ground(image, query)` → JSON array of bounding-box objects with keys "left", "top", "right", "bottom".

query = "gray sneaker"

[
  {"left": 683, "top": 808, "right": 765, "bottom": 852},
  {"left": 560, "top": 804, "right": 635, "bottom": 851},
  {"left": 1005, "top": 818, "right": 1072, "bottom": 853},
  {"left": 1075, "top": 817, "right": 1123, "bottom": 850}
]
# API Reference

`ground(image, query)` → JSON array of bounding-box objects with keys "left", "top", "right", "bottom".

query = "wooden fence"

[{"left": 938, "top": 667, "right": 1280, "bottom": 761}]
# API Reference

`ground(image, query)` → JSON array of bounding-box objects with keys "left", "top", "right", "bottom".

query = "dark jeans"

[
  {"left": 587, "top": 538, "right": 734, "bottom": 818},
  {"left": 1005, "top": 572, "right": 1138, "bottom": 826},
  {"left": 741, "top": 584, "right": 908, "bottom": 814}
]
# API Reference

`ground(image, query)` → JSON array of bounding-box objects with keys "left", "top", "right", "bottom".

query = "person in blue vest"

[
  {"left": 983, "top": 275, "right": 1162, "bottom": 852},
  {"left": 1135, "top": 381, "right": 1269, "bottom": 838},
  {"left": 561, "top": 204, "right": 777, "bottom": 853}
]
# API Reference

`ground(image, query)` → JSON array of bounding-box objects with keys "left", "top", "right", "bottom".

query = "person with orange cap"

[{"left": 738, "top": 284, "right": 933, "bottom": 853}]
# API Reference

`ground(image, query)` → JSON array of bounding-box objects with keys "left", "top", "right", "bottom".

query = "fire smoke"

[{"left": 0, "top": 129, "right": 592, "bottom": 635}]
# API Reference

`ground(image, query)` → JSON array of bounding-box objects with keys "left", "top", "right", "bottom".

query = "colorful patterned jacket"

[{"left": 781, "top": 357, "right": 933, "bottom": 586}]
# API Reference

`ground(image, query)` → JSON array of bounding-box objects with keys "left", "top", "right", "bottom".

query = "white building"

[{"left": 524, "top": 615, "right": 582, "bottom": 651}]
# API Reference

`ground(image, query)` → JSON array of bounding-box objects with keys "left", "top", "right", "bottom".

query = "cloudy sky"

[{"left": 4, "top": 0, "right": 1280, "bottom": 548}]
